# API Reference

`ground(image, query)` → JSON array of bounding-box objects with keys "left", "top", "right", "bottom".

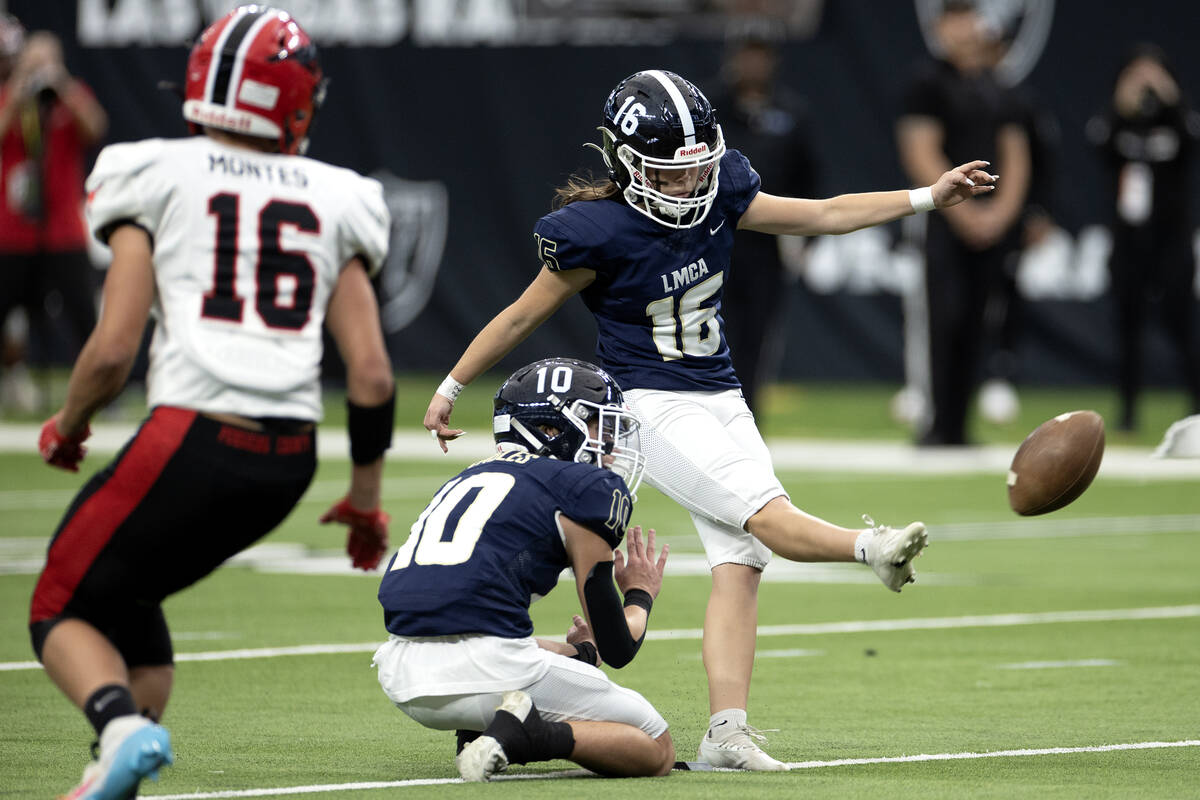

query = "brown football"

[{"left": 1007, "top": 410, "right": 1105, "bottom": 516}]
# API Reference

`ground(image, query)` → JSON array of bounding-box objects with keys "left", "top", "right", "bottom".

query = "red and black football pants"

[{"left": 29, "top": 406, "right": 317, "bottom": 667}]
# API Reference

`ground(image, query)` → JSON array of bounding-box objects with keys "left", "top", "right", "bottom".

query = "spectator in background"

[
  {"left": 709, "top": 19, "right": 819, "bottom": 415},
  {"left": 0, "top": 13, "right": 37, "bottom": 412},
  {"left": 0, "top": 27, "right": 107, "bottom": 411},
  {"left": 897, "top": 0, "right": 1030, "bottom": 446},
  {"left": 977, "top": 26, "right": 1063, "bottom": 426},
  {"left": 1087, "top": 44, "right": 1200, "bottom": 432}
]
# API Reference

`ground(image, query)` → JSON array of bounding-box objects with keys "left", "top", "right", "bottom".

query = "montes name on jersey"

[{"left": 208, "top": 153, "right": 309, "bottom": 188}]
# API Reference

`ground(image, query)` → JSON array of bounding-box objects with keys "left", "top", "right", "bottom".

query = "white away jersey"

[{"left": 85, "top": 136, "right": 390, "bottom": 420}]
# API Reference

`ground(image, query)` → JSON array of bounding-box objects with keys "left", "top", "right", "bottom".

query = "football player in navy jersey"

[
  {"left": 379, "top": 358, "right": 672, "bottom": 781},
  {"left": 425, "top": 70, "right": 997, "bottom": 770}
]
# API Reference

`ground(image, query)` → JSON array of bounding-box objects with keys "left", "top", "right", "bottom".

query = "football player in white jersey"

[{"left": 29, "top": 7, "right": 394, "bottom": 799}]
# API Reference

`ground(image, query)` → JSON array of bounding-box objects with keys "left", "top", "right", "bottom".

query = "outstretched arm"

[
  {"left": 739, "top": 160, "right": 996, "bottom": 237},
  {"left": 424, "top": 266, "right": 594, "bottom": 451}
]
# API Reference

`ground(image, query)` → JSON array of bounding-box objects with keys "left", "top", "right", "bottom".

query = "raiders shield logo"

[
  {"left": 915, "top": 0, "right": 1054, "bottom": 87},
  {"left": 372, "top": 171, "right": 449, "bottom": 334}
]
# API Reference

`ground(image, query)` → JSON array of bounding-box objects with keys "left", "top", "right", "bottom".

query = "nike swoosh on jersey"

[{"left": 709, "top": 219, "right": 726, "bottom": 235}]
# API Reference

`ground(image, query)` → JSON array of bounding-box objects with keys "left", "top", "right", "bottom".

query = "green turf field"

[{"left": 1, "top": 382, "right": 1197, "bottom": 798}]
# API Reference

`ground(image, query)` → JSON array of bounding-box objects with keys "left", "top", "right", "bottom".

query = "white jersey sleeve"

[
  {"left": 85, "top": 139, "right": 171, "bottom": 244},
  {"left": 336, "top": 174, "right": 390, "bottom": 277}
]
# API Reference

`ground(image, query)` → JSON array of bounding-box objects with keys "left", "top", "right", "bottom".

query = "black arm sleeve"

[{"left": 582, "top": 561, "right": 644, "bottom": 669}]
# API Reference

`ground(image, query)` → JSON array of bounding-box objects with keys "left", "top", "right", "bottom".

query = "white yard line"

[
  {"left": 2, "top": 605, "right": 1196, "bottom": 673},
  {"left": 2, "top": 423, "right": 1198, "bottom": 477},
  {"left": 137, "top": 740, "right": 1200, "bottom": 798},
  {"left": 996, "top": 659, "right": 1121, "bottom": 670},
  {"left": 755, "top": 648, "right": 826, "bottom": 659}
]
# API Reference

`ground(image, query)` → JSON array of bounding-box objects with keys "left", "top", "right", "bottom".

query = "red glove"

[
  {"left": 319, "top": 497, "right": 390, "bottom": 570},
  {"left": 39, "top": 414, "right": 91, "bottom": 472}
]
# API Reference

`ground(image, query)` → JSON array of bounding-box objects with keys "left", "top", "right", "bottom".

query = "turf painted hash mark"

[{"left": 141, "top": 741, "right": 1200, "bottom": 798}]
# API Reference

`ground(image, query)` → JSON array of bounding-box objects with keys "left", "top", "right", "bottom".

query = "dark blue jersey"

[
  {"left": 378, "top": 451, "right": 632, "bottom": 639},
  {"left": 534, "top": 150, "right": 762, "bottom": 391}
]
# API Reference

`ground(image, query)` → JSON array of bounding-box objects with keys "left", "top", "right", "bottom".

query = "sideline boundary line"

[
  {"left": 3, "top": 423, "right": 1198, "bottom": 477},
  {"left": 140, "top": 740, "right": 1200, "bottom": 798},
  {"left": 3, "top": 604, "right": 1197, "bottom": 672}
]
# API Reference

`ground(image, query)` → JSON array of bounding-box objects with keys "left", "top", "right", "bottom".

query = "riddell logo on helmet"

[
  {"left": 186, "top": 104, "right": 252, "bottom": 132},
  {"left": 676, "top": 144, "right": 709, "bottom": 157}
]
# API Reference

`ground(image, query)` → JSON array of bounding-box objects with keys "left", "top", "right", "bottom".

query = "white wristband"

[
  {"left": 908, "top": 186, "right": 936, "bottom": 213},
  {"left": 437, "top": 374, "right": 465, "bottom": 403}
]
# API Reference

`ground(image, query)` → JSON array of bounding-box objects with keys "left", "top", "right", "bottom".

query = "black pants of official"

[
  {"left": 1110, "top": 223, "right": 1200, "bottom": 430},
  {"left": 723, "top": 235, "right": 788, "bottom": 415},
  {"left": 923, "top": 219, "right": 1020, "bottom": 445}
]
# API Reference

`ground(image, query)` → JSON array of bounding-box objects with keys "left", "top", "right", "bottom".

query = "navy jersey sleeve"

[
  {"left": 555, "top": 466, "right": 632, "bottom": 549},
  {"left": 718, "top": 149, "right": 762, "bottom": 219},
  {"left": 533, "top": 204, "right": 614, "bottom": 280}
]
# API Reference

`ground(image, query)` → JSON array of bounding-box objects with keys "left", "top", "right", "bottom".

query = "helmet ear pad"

[
  {"left": 600, "top": 127, "right": 628, "bottom": 189},
  {"left": 506, "top": 406, "right": 588, "bottom": 461}
]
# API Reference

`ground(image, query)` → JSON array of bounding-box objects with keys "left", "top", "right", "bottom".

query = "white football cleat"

[
  {"left": 61, "top": 714, "right": 173, "bottom": 800},
  {"left": 860, "top": 517, "right": 928, "bottom": 592},
  {"left": 697, "top": 723, "right": 789, "bottom": 771},
  {"left": 456, "top": 733, "right": 508, "bottom": 783},
  {"left": 456, "top": 691, "right": 534, "bottom": 782}
]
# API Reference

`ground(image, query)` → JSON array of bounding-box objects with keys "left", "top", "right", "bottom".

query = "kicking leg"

[{"left": 747, "top": 498, "right": 928, "bottom": 592}]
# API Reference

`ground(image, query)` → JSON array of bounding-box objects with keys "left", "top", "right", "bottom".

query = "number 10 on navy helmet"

[
  {"left": 590, "top": 69, "right": 726, "bottom": 229},
  {"left": 493, "top": 358, "right": 646, "bottom": 494}
]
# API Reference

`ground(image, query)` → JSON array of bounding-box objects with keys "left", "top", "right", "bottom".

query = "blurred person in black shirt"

[
  {"left": 709, "top": 19, "right": 819, "bottom": 415},
  {"left": 1087, "top": 43, "right": 1200, "bottom": 432},
  {"left": 897, "top": 0, "right": 1030, "bottom": 446},
  {"left": 978, "top": 29, "right": 1063, "bottom": 426}
]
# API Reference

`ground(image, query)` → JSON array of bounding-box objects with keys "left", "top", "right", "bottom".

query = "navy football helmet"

[
  {"left": 591, "top": 69, "right": 726, "bottom": 229},
  {"left": 494, "top": 358, "right": 645, "bottom": 493}
]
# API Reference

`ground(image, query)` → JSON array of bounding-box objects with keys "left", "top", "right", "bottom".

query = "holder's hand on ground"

[
  {"left": 933, "top": 160, "right": 997, "bottom": 209},
  {"left": 38, "top": 413, "right": 91, "bottom": 472},
  {"left": 566, "top": 614, "right": 594, "bottom": 646},
  {"left": 613, "top": 526, "right": 668, "bottom": 599},
  {"left": 566, "top": 614, "right": 603, "bottom": 667},
  {"left": 424, "top": 393, "right": 464, "bottom": 453},
  {"left": 320, "top": 497, "right": 389, "bottom": 570}
]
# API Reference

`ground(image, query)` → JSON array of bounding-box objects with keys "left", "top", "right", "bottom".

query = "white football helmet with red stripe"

[{"left": 183, "top": 5, "right": 325, "bottom": 155}]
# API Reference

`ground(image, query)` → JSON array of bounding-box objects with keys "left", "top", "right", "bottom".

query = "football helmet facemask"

[
  {"left": 183, "top": 5, "right": 326, "bottom": 155},
  {"left": 494, "top": 358, "right": 645, "bottom": 494},
  {"left": 590, "top": 69, "right": 726, "bottom": 229}
]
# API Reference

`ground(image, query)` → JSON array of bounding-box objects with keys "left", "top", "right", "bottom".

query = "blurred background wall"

[{"left": 4, "top": 0, "right": 1198, "bottom": 387}]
